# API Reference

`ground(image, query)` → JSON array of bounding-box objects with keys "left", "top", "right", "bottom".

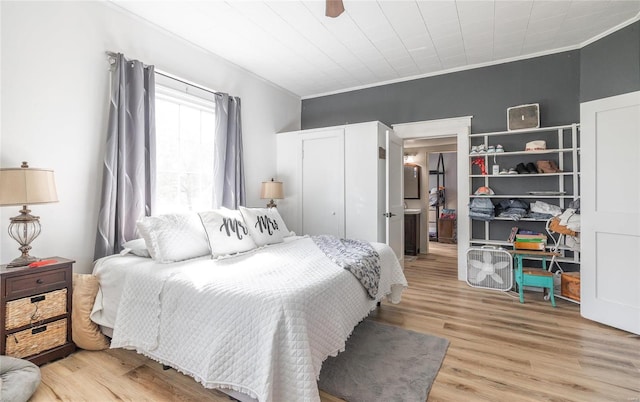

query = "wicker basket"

[
  {"left": 5, "top": 318, "right": 67, "bottom": 359},
  {"left": 5, "top": 289, "right": 67, "bottom": 330}
]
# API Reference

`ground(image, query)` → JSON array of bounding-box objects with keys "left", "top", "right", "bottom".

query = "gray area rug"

[{"left": 318, "top": 319, "right": 449, "bottom": 402}]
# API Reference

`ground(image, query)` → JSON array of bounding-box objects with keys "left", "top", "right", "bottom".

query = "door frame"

[{"left": 393, "top": 116, "right": 472, "bottom": 281}]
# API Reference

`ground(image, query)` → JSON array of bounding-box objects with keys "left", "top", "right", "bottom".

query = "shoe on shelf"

[
  {"left": 515, "top": 162, "right": 529, "bottom": 174},
  {"left": 536, "top": 160, "right": 562, "bottom": 173},
  {"left": 470, "top": 145, "right": 478, "bottom": 155},
  {"left": 496, "top": 144, "right": 504, "bottom": 153},
  {"left": 526, "top": 162, "right": 539, "bottom": 174},
  {"left": 487, "top": 145, "right": 496, "bottom": 153},
  {"left": 498, "top": 169, "right": 509, "bottom": 175},
  {"left": 477, "top": 144, "right": 487, "bottom": 153},
  {"left": 508, "top": 167, "right": 518, "bottom": 175}
]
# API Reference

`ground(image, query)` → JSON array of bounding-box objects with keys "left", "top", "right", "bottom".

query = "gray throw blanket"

[{"left": 312, "top": 235, "right": 380, "bottom": 299}]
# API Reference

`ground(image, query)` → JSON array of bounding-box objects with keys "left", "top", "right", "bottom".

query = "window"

[{"left": 155, "top": 84, "right": 215, "bottom": 214}]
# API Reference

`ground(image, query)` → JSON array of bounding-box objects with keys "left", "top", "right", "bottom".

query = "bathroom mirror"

[{"left": 404, "top": 164, "right": 421, "bottom": 199}]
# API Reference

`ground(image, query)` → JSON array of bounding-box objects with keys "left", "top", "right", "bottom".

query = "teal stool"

[{"left": 509, "top": 250, "right": 559, "bottom": 307}]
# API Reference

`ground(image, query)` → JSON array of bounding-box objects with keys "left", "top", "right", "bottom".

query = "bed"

[{"left": 91, "top": 235, "right": 407, "bottom": 402}]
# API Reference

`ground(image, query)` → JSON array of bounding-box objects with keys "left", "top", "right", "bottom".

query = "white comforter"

[{"left": 101, "top": 237, "right": 407, "bottom": 402}]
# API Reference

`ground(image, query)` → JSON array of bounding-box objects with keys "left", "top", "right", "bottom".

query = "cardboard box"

[{"left": 561, "top": 272, "right": 581, "bottom": 302}]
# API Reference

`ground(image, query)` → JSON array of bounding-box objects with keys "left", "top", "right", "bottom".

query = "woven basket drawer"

[
  {"left": 5, "top": 289, "right": 67, "bottom": 330},
  {"left": 5, "top": 318, "right": 67, "bottom": 359}
]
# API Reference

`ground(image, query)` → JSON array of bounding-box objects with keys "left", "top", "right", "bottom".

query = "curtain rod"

[
  {"left": 155, "top": 69, "right": 219, "bottom": 96},
  {"left": 105, "top": 51, "right": 219, "bottom": 96}
]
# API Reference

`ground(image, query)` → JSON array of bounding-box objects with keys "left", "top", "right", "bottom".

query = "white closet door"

[
  {"left": 581, "top": 91, "right": 640, "bottom": 335},
  {"left": 301, "top": 129, "right": 345, "bottom": 237}
]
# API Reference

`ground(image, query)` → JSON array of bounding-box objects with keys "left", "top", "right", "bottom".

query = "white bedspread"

[{"left": 100, "top": 237, "right": 407, "bottom": 402}]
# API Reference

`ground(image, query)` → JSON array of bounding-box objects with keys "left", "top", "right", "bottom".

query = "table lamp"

[
  {"left": 260, "top": 178, "right": 283, "bottom": 208},
  {"left": 0, "top": 162, "right": 58, "bottom": 267}
]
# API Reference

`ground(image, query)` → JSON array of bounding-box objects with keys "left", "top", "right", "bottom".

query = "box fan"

[{"left": 466, "top": 246, "right": 513, "bottom": 291}]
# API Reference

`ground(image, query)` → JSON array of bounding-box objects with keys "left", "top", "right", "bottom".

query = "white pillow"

[
  {"left": 137, "top": 213, "right": 211, "bottom": 263},
  {"left": 199, "top": 209, "right": 257, "bottom": 258},
  {"left": 239, "top": 207, "right": 290, "bottom": 247},
  {"left": 120, "top": 238, "right": 151, "bottom": 258}
]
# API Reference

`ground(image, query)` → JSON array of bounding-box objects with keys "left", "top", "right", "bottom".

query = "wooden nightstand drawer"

[
  {"left": 5, "top": 318, "right": 67, "bottom": 359},
  {"left": 4, "top": 268, "right": 68, "bottom": 300},
  {"left": 6, "top": 289, "right": 67, "bottom": 330}
]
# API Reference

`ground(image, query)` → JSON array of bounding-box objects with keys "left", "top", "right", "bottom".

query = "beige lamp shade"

[
  {"left": 260, "top": 179, "right": 284, "bottom": 200},
  {"left": 0, "top": 166, "right": 58, "bottom": 206}
]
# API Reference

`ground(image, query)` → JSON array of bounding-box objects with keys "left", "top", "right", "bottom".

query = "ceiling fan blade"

[{"left": 326, "top": 0, "right": 345, "bottom": 18}]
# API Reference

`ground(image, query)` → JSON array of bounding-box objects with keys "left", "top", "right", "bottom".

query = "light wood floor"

[{"left": 31, "top": 243, "right": 639, "bottom": 401}]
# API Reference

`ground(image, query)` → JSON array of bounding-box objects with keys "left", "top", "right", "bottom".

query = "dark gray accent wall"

[
  {"left": 302, "top": 51, "right": 580, "bottom": 133},
  {"left": 580, "top": 21, "right": 640, "bottom": 102}
]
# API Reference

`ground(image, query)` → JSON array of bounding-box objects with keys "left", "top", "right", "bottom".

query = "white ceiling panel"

[{"left": 111, "top": 0, "right": 640, "bottom": 98}]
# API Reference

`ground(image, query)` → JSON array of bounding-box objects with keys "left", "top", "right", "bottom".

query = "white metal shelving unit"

[{"left": 467, "top": 123, "right": 581, "bottom": 302}]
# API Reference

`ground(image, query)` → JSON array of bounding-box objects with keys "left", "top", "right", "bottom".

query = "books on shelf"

[
  {"left": 515, "top": 234, "right": 547, "bottom": 241},
  {"left": 509, "top": 228, "right": 547, "bottom": 250}
]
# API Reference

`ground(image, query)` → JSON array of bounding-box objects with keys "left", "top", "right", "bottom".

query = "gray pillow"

[{"left": 0, "top": 356, "right": 41, "bottom": 402}]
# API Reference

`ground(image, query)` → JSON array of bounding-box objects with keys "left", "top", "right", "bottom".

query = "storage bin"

[
  {"left": 561, "top": 272, "right": 581, "bottom": 302},
  {"left": 438, "top": 219, "right": 456, "bottom": 244},
  {"left": 5, "top": 289, "right": 67, "bottom": 330},
  {"left": 5, "top": 318, "right": 67, "bottom": 359}
]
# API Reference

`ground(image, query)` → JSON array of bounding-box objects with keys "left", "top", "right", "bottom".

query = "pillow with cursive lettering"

[
  {"left": 239, "top": 206, "right": 290, "bottom": 247},
  {"left": 199, "top": 209, "right": 257, "bottom": 258}
]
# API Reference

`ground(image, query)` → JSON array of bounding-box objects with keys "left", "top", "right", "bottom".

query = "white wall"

[{"left": 0, "top": 1, "right": 301, "bottom": 273}]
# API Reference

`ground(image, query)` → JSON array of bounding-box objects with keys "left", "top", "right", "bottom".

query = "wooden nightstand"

[{"left": 1, "top": 257, "right": 76, "bottom": 365}]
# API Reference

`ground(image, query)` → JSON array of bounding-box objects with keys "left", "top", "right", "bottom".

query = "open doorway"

[
  {"left": 393, "top": 116, "right": 471, "bottom": 281},
  {"left": 403, "top": 137, "right": 457, "bottom": 255}
]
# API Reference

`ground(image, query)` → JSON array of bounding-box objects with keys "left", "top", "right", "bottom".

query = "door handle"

[{"left": 383, "top": 212, "right": 397, "bottom": 218}]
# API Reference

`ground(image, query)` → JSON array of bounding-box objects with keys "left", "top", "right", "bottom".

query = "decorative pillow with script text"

[
  {"left": 239, "top": 207, "right": 290, "bottom": 247},
  {"left": 199, "top": 209, "right": 257, "bottom": 258}
]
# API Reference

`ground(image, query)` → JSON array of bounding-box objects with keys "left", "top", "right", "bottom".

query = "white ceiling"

[{"left": 112, "top": 0, "right": 640, "bottom": 98}]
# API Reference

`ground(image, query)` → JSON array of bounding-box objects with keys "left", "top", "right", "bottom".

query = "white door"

[
  {"left": 385, "top": 129, "right": 404, "bottom": 265},
  {"left": 301, "top": 129, "right": 345, "bottom": 237},
  {"left": 581, "top": 91, "right": 640, "bottom": 335}
]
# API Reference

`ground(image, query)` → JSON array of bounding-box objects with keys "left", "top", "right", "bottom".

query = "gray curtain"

[
  {"left": 213, "top": 93, "right": 246, "bottom": 209},
  {"left": 94, "top": 53, "right": 156, "bottom": 260}
]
